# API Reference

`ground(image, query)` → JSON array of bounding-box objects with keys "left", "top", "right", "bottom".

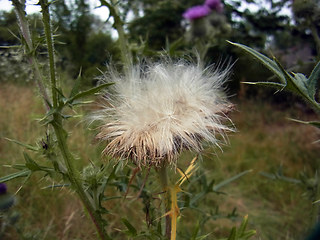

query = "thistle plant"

[
  {"left": 183, "top": 0, "right": 230, "bottom": 61},
  {"left": 0, "top": 0, "right": 256, "bottom": 239},
  {"left": 3, "top": 0, "right": 113, "bottom": 239}
]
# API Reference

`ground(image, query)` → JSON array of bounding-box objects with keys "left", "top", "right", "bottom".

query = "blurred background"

[{"left": 0, "top": 0, "right": 319, "bottom": 239}]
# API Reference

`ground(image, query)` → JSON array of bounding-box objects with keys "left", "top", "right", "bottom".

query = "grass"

[{"left": 0, "top": 82, "right": 319, "bottom": 239}]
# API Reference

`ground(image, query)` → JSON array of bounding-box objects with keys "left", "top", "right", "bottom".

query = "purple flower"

[
  {"left": 183, "top": 5, "right": 211, "bottom": 20},
  {"left": 0, "top": 183, "right": 7, "bottom": 195},
  {"left": 205, "top": 0, "right": 224, "bottom": 13}
]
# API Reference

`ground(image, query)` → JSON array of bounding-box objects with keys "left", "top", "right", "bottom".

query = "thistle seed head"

[{"left": 93, "top": 60, "right": 233, "bottom": 167}]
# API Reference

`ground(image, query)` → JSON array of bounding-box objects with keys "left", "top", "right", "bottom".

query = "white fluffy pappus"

[{"left": 93, "top": 60, "right": 234, "bottom": 167}]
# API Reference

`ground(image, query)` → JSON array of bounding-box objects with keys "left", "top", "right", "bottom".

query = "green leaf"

[
  {"left": 191, "top": 221, "right": 200, "bottom": 240},
  {"left": 227, "top": 41, "right": 286, "bottom": 84},
  {"left": 38, "top": 107, "right": 57, "bottom": 125},
  {"left": 54, "top": 87, "right": 66, "bottom": 99},
  {"left": 230, "top": 41, "right": 320, "bottom": 110},
  {"left": 288, "top": 118, "right": 320, "bottom": 129},
  {"left": 66, "top": 82, "right": 114, "bottom": 105},
  {"left": 238, "top": 215, "right": 248, "bottom": 235},
  {"left": 242, "top": 81, "right": 284, "bottom": 89},
  {"left": 23, "top": 152, "right": 41, "bottom": 171},
  {"left": 273, "top": 58, "right": 310, "bottom": 99},
  {"left": 68, "top": 100, "right": 93, "bottom": 106},
  {"left": 227, "top": 227, "right": 237, "bottom": 240},
  {"left": 308, "top": 61, "right": 320, "bottom": 98},
  {"left": 0, "top": 169, "right": 31, "bottom": 183},
  {"left": 213, "top": 170, "right": 252, "bottom": 192},
  {"left": 241, "top": 231, "right": 257, "bottom": 239},
  {"left": 292, "top": 72, "right": 311, "bottom": 97},
  {"left": 259, "top": 171, "right": 301, "bottom": 184},
  {"left": 165, "top": 37, "right": 184, "bottom": 56},
  {"left": 121, "top": 218, "right": 137, "bottom": 237},
  {"left": 4, "top": 138, "right": 38, "bottom": 151}
]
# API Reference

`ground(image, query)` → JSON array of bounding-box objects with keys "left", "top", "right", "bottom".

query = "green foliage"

[
  {"left": 222, "top": 216, "right": 256, "bottom": 240},
  {"left": 128, "top": 1, "right": 185, "bottom": 51},
  {"left": 4, "top": 0, "right": 320, "bottom": 239},
  {"left": 0, "top": 10, "right": 20, "bottom": 46},
  {"left": 229, "top": 41, "right": 320, "bottom": 112},
  {"left": 2, "top": 85, "right": 317, "bottom": 239},
  {"left": 50, "top": 0, "right": 119, "bottom": 81}
]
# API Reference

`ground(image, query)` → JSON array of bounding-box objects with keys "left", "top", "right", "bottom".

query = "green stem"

[
  {"left": 12, "top": 0, "right": 50, "bottom": 110},
  {"left": 52, "top": 119, "right": 110, "bottom": 240},
  {"left": 158, "top": 165, "right": 171, "bottom": 239},
  {"left": 100, "top": 0, "right": 132, "bottom": 72},
  {"left": 39, "top": 0, "right": 58, "bottom": 108},
  {"left": 39, "top": 1, "right": 110, "bottom": 239}
]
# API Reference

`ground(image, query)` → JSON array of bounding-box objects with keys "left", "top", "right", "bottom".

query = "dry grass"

[{"left": 1, "top": 83, "right": 319, "bottom": 239}]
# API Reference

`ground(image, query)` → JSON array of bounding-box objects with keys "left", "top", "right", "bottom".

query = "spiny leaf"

[
  {"left": 66, "top": 82, "right": 114, "bottom": 105},
  {"left": 241, "top": 81, "right": 284, "bottom": 89},
  {"left": 4, "top": 138, "right": 38, "bottom": 151},
  {"left": 38, "top": 107, "right": 57, "bottom": 125},
  {"left": 0, "top": 169, "right": 31, "bottom": 183},
  {"left": 288, "top": 118, "right": 320, "bottom": 129},
  {"left": 308, "top": 61, "right": 320, "bottom": 98},
  {"left": 23, "top": 152, "right": 41, "bottom": 171},
  {"left": 230, "top": 41, "right": 320, "bottom": 110},
  {"left": 227, "top": 41, "right": 286, "bottom": 84},
  {"left": 213, "top": 169, "right": 252, "bottom": 192},
  {"left": 273, "top": 58, "right": 310, "bottom": 99},
  {"left": 22, "top": 153, "right": 55, "bottom": 174}
]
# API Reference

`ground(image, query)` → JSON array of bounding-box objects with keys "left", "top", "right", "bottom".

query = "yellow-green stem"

[{"left": 158, "top": 165, "right": 171, "bottom": 239}]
